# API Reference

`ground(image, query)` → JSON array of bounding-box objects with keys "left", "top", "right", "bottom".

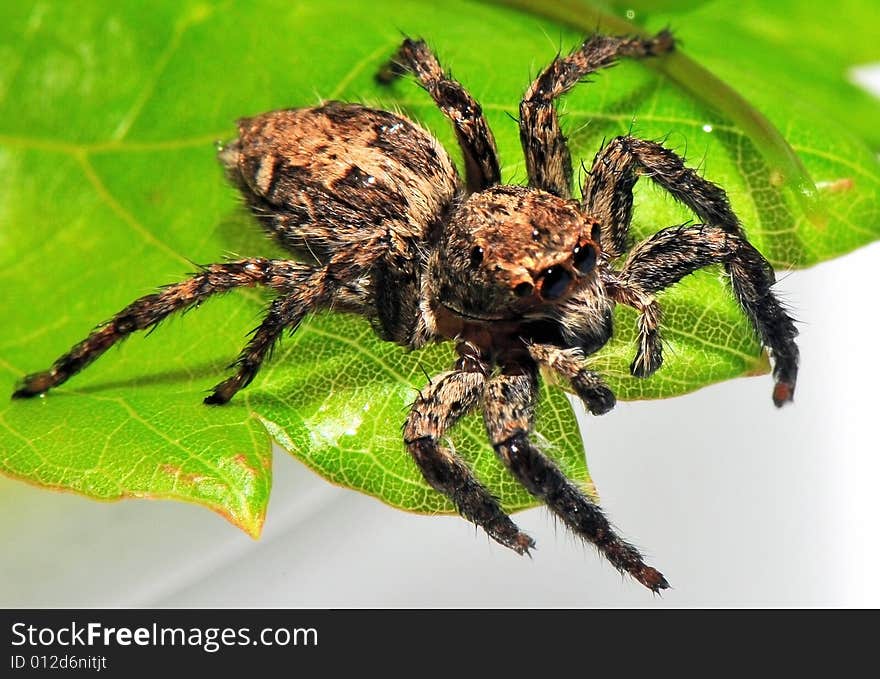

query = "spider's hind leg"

[
  {"left": 13, "top": 259, "right": 328, "bottom": 402},
  {"left": 377, "top": 38, "right": 501, "bottom": 193},
  {"left": 483, "top": 367, "right": 668, "bottom": 592},
  {"left": 205, "top": 279, "right": 325, "bottom": 404}
]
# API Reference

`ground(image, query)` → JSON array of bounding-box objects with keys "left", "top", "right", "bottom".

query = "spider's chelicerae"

[{"left": 13, "top": 32, "right": 799, "bottom": 591}]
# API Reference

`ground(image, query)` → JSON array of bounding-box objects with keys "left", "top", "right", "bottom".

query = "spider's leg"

[
  {"left": 377, "top": 38, "right": 500, "bottom": 193},
  {"left": 585, "top": 135, "right": 749, "bottom": 255},
  {"left": 12, "top": 259, "right": 325, "bottom": 399},
  {"left": 602, "top": 281, "right": 664, "bottom": 379},
  {"left": 611, "top": 224, "right": 799, "bottom": 403},
  {"left": 205, "top": 279, "right": 327, "bottom": 405},
  {"left": 527, "top": 343, "right": 616, "bottom": 415},
  {"left": 483, "top": 368, "right": 668, "bottom": 592},
  {"left": 520, "top": 31, "right": 674, "bottom": 198},
  {"left": 586, "top": 136, "right": 799, "bottom": 404},
  {"left": 403, "top": 358, "right": 535, "bottom": 554}
]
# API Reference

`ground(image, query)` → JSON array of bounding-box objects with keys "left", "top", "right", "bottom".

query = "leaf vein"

[{"left": 76, "top": 153, "right": 192, "bottom": 267}]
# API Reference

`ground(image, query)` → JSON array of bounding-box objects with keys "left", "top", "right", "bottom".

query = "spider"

[{"left": 12, "top": 31, "right": 799, "bottom": 592}]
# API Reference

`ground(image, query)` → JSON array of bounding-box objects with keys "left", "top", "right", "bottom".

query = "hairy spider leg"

[
  {"left": 205, "top": 282, "right": 323, "bottom": 405},
  {"left": 599, "top": 281, "right": 664, "bottom": 379},
  {"left": 584, "top": 136, "right": 799, "bottom": 404},
  {"left": 482, "top": 368, "right": 669, "bottom": 592},
  {"left": 205, "top": 233, "right": 391, "bottom": 404},
  {"left": 403, "top": 357, "right": 536, "bottom": 555},
  {"left": 377, "top": 38, "right": 501, "bottom": 194},
  {"left": 520, "top": 31, "right": 675, "bottom": 199},
  {"left": 13, "top": 259, "right": 329, "bottom": 400}
]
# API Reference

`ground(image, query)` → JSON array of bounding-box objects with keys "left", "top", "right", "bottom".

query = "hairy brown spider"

[{"left": 13, "top": 32, "right": 798, "bottom": 592}]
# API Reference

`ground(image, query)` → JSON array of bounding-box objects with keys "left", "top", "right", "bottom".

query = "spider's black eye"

[
  {"left": 572, "top": 243, "right": 597, "bottom": 274},
  {"left": 539, "top": 267, "right": 572, "bottom": 300},
  {"left": 514, "top": 281, "right": 534, "bottom": 297},
  {"left": 470, "top": 246, "right": 484, "bottom": 267}
]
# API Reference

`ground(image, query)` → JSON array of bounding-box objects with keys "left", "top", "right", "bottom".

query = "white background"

[{"left": 2, "top": 70, "right": 879, "bottom": 609}]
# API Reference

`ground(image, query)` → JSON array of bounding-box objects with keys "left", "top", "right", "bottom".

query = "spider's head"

[{"left": 430, "top": 185, "right": 603, "bottom": 321}]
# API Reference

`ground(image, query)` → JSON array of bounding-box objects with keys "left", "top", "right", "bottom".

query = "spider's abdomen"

[{"left": 219, "top": 102, "right": 460, "bottom": 263}]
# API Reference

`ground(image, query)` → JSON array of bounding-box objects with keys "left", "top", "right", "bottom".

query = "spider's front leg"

[
  {"left": 483, "top": 364, "right": 668, "bottom": 592},
  {"left": 403, "top": 346, "right": 535, "bottom": 554},
  {"left": 12, "top": 259, "right": 329, "bottom": 403},
  {"left": 585, "top": 137, "right": 799, "bottom": 404},
  {"left": 520, "top": 31, "right": 674, "bottom": 198},
  {"left": 377, "top": 38, "right": 501, "bottom": 193}
]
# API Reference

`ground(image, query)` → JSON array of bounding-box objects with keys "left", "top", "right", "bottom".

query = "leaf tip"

[
  {"left": 217, "top": 504, "right": 266, "bottom": 540},
  {"left": 745, "top": 350, "right": 772, "bottom": 377}
]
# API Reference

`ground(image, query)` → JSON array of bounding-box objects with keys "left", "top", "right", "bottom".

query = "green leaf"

[{"left": 1, "top": 0, "right": 878, "bottom": 533}]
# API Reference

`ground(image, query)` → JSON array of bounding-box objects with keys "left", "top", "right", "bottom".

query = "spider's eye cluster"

[{"left": 533, "top": 242, "right": 599, "bottom": 301}]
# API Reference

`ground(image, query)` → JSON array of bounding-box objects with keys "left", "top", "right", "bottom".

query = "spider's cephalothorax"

[{"left": 13, "top": 32, "right": 799, "bottom": 592}]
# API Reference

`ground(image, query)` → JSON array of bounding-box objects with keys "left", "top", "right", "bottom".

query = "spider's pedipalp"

[
  {"left": 586, "top": 137, "right": 799, "bottom": 403},
  {"left": 520, "top": 31, "right": 674, "bottom": 199},
  {"left": 527, "top": 343, "right": 616, "bottom": 415},
  {"left": 403, "top": 364, "right": 535, "bottom": 554},
  {"left": 377, "top": 38, "right": 501, "bottom": 193},
  {"left": 482, "top": 370, "right": 668, "bottom": 592}
]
